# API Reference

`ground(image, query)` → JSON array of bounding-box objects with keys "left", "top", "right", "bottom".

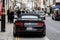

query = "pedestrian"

[
  {"left": 9, "top": 8, "right": 14, "bottom": 23},
  {"left": 16, "top": 8, "right": 21, "bottom": 17},
  {"left": 35, "top": 7, "right": 41, "bottom": 14},
  {"left": 7, "top": 7, "right": 11, "bottom": 23},
  {"left": 32, "top": 10, "right": 36, "bottom": 14}
]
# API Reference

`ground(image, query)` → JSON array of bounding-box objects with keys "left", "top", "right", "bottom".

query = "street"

[
  {"left": 46, "top": 16, "right": 60, "bottom": 40},
  {"left": 0, "top": 0, "right": 60, "bottom": 40},
  {"left": 0, "top": 16, "right": 60, "bottom": 40}
]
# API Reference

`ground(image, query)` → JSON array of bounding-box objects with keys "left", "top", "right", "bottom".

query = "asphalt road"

[
  {"left": 0, "top": 16, "right": 60, "bottom": 40},
  {"left": 45, "top": 16, "right": 60, "bottom": 40}
]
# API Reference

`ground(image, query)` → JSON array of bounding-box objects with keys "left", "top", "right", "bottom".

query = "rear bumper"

[
  {"left": 16, "top": 31, "right": 44, "bottom": 34},
  {"left": 14, "top": 31, "right": 45, "bottom": 37},
  {"left": 13, "top": 24, "right": 46, "bottom": 37},
  {"left": 14, "top": 28, "right": 46, "bottom": 37}
]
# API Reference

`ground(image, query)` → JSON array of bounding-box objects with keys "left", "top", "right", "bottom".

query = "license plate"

[
  {"left": 26, "top": 27, "right": 33, "bottom": 30},
  {"left": 24, "top": 23, "right": 32, "bottom": 26}
]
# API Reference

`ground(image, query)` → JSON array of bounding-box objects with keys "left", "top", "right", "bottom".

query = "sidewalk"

[
  {"left": 0, "top": 32, "right": 7, "bottom": 40},
  {"left": 0, "top": 18, "right": 14, "bottom": 40}
]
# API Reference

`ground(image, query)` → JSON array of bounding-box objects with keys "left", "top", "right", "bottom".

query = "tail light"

[
  {"left": 15, "top": 22, "right": 23, "bottom": 26},
  {"left": 38, "top": 22, "right": 44, "bottom": 26}
]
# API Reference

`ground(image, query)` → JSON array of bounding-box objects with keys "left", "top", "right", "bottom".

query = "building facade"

[{"left": 6, "top": 0, "right": 47, "bottom": 10}]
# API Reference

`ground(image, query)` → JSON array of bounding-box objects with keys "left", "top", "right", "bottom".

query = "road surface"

[{"left": 0, "top": 16, "right": 60, "bottom": 40}]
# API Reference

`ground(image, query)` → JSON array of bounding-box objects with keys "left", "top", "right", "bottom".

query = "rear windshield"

[{"left": 21, "top": 15, "right": 38, "bottom": 19}]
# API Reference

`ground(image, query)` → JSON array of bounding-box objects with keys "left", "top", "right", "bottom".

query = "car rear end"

[
  {"left": 13, "top": 20, "right": 46, "bottom": 37},
  {"left": 13, "top": 14, "right": 46, "bottom": 37}
]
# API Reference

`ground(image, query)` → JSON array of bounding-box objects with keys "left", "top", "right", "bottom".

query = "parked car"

[
  {"left": 52, "top": 9, "right": 60, "bottom": 20},
  {"left": 13, "top": 13, "right": 46, "bottom": 37}
]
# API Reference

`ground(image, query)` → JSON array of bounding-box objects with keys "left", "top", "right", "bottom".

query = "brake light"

[
  {"left": 38, "top": 22, "right": 44, "bottom": 26},
  {"left": 16, "top": 22, "right": 23, "bottom": 26}
]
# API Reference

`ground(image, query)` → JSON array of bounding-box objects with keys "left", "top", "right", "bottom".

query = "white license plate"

[{"left": 26, "top": 27, "right": 33, "bottom": 30}]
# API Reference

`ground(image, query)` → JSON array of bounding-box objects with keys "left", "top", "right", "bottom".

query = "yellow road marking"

[
  {"left": 16, "top": 34, "right": 20, "bottom": 40},
  {"left": 16, "top": 37, "right": 20, "bottom": 40}
]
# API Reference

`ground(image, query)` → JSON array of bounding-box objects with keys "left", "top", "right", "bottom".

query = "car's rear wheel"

[
  {"left": 42, "top": 26, "right": 46, "bottom": 37},
  {"left": 42, "top": 30, "right": 46, "bottom": 37},
  {"left": 13, "top": 33, "right": 16, "bottom": 37},
  {"left": 13, "top": 26, "right": 17, "bottom": 37},
  {"left": 13, "top": 30, "right": 17, "bottom": 37}
]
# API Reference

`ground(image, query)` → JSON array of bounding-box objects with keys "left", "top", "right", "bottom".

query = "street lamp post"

[
  {"left": 31, "top": 0, "right": 34, "bottom": 10},
  {"left": 1, "top": 0, "right": 5, "bottom": 32},
  {"left": 49, "top": 0, "right": 50, "bottom": 13}
]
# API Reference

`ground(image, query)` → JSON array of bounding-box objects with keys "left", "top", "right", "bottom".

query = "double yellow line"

[
  {"left": 16, "top": 34, "right": 20, "bottom": 40},
  {"left": 16, "top": 37, "right": 20, "bottom": 40}
]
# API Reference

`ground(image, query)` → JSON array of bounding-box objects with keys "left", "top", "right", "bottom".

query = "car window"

[{"left": 21, "top": 15, "right": 38, "bottom": 19}]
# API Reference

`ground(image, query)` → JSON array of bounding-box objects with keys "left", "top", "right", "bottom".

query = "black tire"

[
  {"left": 13, "top": 33, "right": 16, "bottom": 37},
  {"left": 13, "top": 26, "right": 17, "bottom": 37},
  {"left": 42, "top": 31, "right": 46, "bottom": 37},
  {"left": 13, "top": 33, "right": 19, "bottom": 37},
  {"left": 42, "top": 25, "right": 46, "bottom": 37}
]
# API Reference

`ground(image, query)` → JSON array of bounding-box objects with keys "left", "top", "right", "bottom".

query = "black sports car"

[{"left": 13, "top": 14, "right": 46, "bottom": 37}]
